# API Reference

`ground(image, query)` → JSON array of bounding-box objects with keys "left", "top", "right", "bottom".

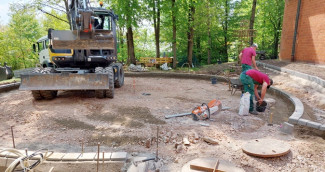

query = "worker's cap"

[{"left": 251, "top": 43, "right": 258, "bottom": 48}]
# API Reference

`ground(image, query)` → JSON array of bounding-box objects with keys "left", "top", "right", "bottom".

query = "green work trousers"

[
  {"left": 241, "top": 64, "right": 252, "bottom": 72},
  {"left": 240, "top": 72, "right": 254, "bottom": 112}
]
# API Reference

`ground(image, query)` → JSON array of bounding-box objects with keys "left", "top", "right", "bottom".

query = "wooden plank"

[{"left": 185, "top": 158, "right": 245, "bottom": 172}]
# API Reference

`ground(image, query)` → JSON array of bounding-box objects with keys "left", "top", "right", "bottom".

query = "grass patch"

[{"left": 0, "top": 78, "right": 20, "bottom": 85}]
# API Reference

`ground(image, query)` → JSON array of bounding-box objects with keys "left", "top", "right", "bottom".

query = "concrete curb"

[{"left": 257, "top": 61, "right": 325, "bottom": 131}]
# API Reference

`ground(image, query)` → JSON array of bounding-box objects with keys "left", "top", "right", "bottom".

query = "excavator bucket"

[
  {"left": 19, "top": 73, "right": 110, "bottom": 90},
  {"left": 51, "top": 30, "right": 115, "bottom": 50}
]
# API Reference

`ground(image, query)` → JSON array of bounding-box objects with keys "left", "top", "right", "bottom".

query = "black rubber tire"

[
  {"left": 31, "top": 90, "right": 43, "bottom": 100},
  {"left": 95, "top": 90, "right": 105, "bottom": 98},
  {"left": 95, "top": 67, "right": 104, "bottom": 73},
  {"left": 31, "top": 67, "right": 57, "bottom": 100},
  {"left": 40, "top": 90, "right": 57, "bottom": 100},
  {"left": 95, "top": 67, "right": 106, "bottom": 99},
  {"left": 114, "top": 63, "right": 124, "bottom": 88},
  {"left": 104, "top": 66, "right": 114, "bottom": 98}
]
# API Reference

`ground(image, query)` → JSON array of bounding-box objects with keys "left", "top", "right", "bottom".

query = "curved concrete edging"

[{"left": 257, "top": 61, "right": 325, "bottom": 131}]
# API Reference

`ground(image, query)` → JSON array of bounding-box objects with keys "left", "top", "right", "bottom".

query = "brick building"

[{"left": 280, "top": 0, "right": 325, "bottom": 64}]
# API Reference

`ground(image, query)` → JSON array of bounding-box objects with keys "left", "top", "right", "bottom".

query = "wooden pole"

[
  {"left": 156, "top": 126, "right": 159, "bottom": 162},
  {"left": 25, "top": 148, "right": 28, "bottom": 156},
  {"left": 11, "top": 126, "right": 15, "bottom": 148},
  {"left": 102, "top": 152, "right": 105, "bottom": 172},
  {"left": 97, "top": 143, "right": 100, "bottom": 172},
  {"left": 81, "top": 140, "right": 84, "bottom": 154}
]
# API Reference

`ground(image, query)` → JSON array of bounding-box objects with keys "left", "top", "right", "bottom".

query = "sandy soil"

[{"left": 0, "top": 75, "right": 325, "bottom": 171}]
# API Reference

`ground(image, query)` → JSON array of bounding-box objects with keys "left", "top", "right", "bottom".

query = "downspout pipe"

[{"left": 291, "top": 0, "right": 302, "bottom": 62}]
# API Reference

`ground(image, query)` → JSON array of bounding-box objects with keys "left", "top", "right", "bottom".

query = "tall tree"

[
  {"left": 152, "top": 0, "right": 161, "bottom": 58},
  {"left": 222, "top": 0, "right": 229, "bottom": 62},
  {"left": 249, "top": 0, "right": 257, "bottom": 45},
  {"left": 171, "top": 0, "right": 177, "bottom": 68},
  {"left": 187, "top": 0, "right": 195, "bottom": 67},
  {"left": 110, "top": 0, "right": 142, "bottom": 65},
  {"left": 207, "top": 0, "right": 212, "bottom": 64}
]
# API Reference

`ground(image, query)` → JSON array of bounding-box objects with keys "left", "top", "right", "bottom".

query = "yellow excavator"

[{"left": 20, "top": 0, "right": 124, "bottom": 100}]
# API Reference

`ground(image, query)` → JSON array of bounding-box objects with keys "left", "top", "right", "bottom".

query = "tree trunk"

[
  {"left": 153, "top": 0, "right": 161, "bottom": 58},
  {"left": 273, "top": 20, "right": 281, "bottom": 58},
  {"left": 127, "top": 26, "right": 136, "bottom": 65},
  {"left": 126, "top": 31, "right": 130, "bottom": 64},
  {"left": 187, "top": 1, "right": 195, "bottom": 67},
  {"left": 172, "top": 0, "right": 177, "bottom": 68},
  {"left": 249, "top": 0, "right": 257, "bottom": 45},
  {"left": 207, "top": 1, "right": 211, "bottom": 65},
  {"left": 224, "top": 0, "right": 228, "bottom": 62}
]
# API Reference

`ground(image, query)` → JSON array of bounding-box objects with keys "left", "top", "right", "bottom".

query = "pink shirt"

[
  {"left": 241, "top": 47, "right": 256, "bottom": 66},
  {"left": 246, "top": 69, "right": 270, "bottom": 85}
]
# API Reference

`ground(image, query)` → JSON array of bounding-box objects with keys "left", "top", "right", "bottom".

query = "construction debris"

[
  {"left": 203, "top": 137, "right": 219, "bottom": 145},
  {"left": 183, "top": 137, "right": 190, "bottom": 146},
  {"left": 128, "top": 64, "right": 148, "bottom": 72}
]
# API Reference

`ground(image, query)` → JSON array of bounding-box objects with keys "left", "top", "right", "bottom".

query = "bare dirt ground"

[{"left": 0, "top": 74, "right": 325, "bottom": 171}]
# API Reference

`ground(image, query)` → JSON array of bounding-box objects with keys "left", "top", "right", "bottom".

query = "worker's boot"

[{"left": 249, "top": 110, "right": 258, "bottom": 115}]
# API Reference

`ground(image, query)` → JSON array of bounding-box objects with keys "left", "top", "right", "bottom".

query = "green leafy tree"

[{"left": 0, "top": 4, "right": 42, "bottom": 69}]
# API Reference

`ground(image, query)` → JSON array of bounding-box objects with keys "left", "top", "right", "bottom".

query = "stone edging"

[{"left": 257, "top": 61, "right": 325, "bottom": 131}]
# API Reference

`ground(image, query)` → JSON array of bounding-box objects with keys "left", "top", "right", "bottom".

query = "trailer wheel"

[
  {"left": 31, "top": 90, "right": 43, "bottom": 100},
  {"left": 114, "top": 63, "right": 124, "bottom": 88},
  {"left": 104, "top": 66, "right": 114, "bottom": 98}
]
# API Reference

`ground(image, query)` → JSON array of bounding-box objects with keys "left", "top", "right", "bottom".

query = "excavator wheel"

[
  {"left": 31, "top": 67, "right": 58, "bottom": 100},
  {"left": 31, "top": 90, "right": 43, "bottom": 100},
  {"left": 104, "top": 66, "right": 114, "bottom": 98},
  {"left": 114, "top": 63, "right": 124, "bottom": 88},
  {"left": 94, "top": 67, "right": 105, "bottom": 98},
  {"left": 40, "top": 90, "right": 57, "bottom": 100}
]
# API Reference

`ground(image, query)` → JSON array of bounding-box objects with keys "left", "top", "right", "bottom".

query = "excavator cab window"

[
  {"left": 103, "top": 16, "right": 111, "bottom": 30},
  {"left": 94, "top": 13, "right": 111, "bottom": 30},
  {"left": 37, "top": 42, "right": 44, "bottom": 51}
]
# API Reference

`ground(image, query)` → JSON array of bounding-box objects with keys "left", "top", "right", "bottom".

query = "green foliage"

[
  {"left": 0, "top": 0, "right": 285, "bottom": 69},
  {"left": 0, "top": 4, "right": 42, "bottom": 69}
]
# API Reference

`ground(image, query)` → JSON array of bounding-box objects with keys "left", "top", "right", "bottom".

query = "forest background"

[{"left": 0, "top": 0, "right": 284, "bottom": 70}]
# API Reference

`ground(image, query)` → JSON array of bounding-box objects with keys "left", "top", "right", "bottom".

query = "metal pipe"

[
  {"left": 291, "top": 0, "right": 302, "bottom": 62},
  {"left": 11, "top": 126, "right": 15, "bottom": 148}
]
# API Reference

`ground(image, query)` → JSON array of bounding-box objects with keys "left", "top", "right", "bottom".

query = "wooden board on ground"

[
  {"left": 181, "top": 158, "right": 245, "bottom": 172},
  {"left": 242, "top": 138, "right": 290, "bottom": 158}
]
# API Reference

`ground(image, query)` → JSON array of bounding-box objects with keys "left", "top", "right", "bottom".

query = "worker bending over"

[
  {"left": 239, "top": 43, "right": 259, "bottom": 72},
  {"left": 240, "top": 69, "right": 273, "bottom": 115}
]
